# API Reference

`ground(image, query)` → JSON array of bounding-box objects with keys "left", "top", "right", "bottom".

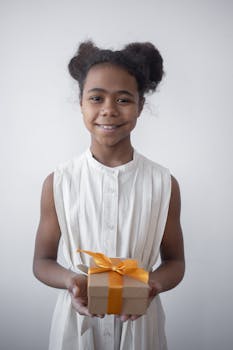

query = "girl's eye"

[
  {"left": 117, "top": 98, "right": 130, "bottom": 104},
  {"left": 89, "top": 96, "right": 102, "bottom": 102}
]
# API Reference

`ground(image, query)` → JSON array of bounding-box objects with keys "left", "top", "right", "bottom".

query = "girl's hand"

[
  {"left": 116, "top": 314, "right": 141, "bottom": 322},
  {"left": 148, "top": 273, "right": 163, "bottom": 298},
  {"left": 68, "top": 274, "right": 91, "bottom": 316},
  {"left": 68, "top": 274, "right": 104, "bottom": 318},
  {"left": 116, "top": 276, "right": 162, "bottom": 322}
]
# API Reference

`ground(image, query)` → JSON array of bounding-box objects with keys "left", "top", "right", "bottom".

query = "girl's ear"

[
  {"left": 79, "top": 95, "right": 83, "bottom": 108},
  {"left": 80, "top": 99, "right": 84, "bottom": 116},
  {"left": 138, "top": 97, "right": 145, "bottom": 116}
]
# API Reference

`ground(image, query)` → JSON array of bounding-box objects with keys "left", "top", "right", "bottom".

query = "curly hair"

[{"left": 68, "top": 40, "right": 164, "bottom": 99}]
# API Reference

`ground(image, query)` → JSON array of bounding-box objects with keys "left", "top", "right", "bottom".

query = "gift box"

[{"left": 78, "top": 250, "right": 150, "bottom": 315}]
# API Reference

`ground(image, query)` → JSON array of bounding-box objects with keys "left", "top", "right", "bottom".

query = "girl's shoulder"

[
  {"left": 54, "top": 151, "right": 86, "bottom": 174},
  {"left": 137, "top": 151, "right": 170, "bottom": 176},
  {"left": 52, "top": 152, "right": 88, "bottom": 188}
]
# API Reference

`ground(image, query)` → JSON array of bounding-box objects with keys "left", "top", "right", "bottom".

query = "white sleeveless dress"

[{"left": 49, "top": 148, "right": 171, "bottom": 350}]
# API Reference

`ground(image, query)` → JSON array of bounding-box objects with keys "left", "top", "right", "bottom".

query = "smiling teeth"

[{"left": 99, "top": 125, "right": 117, "bottom": 129}]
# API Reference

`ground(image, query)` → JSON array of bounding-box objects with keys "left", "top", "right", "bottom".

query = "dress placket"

[
  {"left": 101, "top": 169, "right": 119, "bottom": 349},
  {"left": 102, "top": 169, "right": 119, "bottom": 256}
]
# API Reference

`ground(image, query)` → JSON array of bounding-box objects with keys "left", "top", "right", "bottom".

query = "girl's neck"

[{"left": 90, "top": 143, "right": 134, "bottom": 168}]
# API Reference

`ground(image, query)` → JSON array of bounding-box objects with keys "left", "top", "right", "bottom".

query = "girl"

[{"left": 33, "top": 41, "right": 185, "bottom": 350}]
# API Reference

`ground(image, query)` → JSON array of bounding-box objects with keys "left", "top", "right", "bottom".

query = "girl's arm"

[
  {"left": 119, "top": 175, "right": 185, "bottom": 322},
  {"left": 149, "top": 175, "right": 185, "bottom": 296},
  {"left": 33, "top": 173, "right": 75, "bottom": 288},
  {"left": 33, "top": 174, "right": 93, "bottom": 316}
]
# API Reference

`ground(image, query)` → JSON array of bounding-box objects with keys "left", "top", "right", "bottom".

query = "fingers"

[
  {"left": 116, "top": 314, "right": 141, "bottom": 322},
  {"left": 70, "top": 293, "right": 105, "bottom": 318},
  {"left": 71, "top": 297, "right": 92, "bottom": 317},
  {"left": 130, "top": 315, "right": 140, "bottom": 321},
  {"left": 68, "top": 276, "right": 106, "bottom": 318},
  {"left": 75, "top": 302, "right": 92, "bottom": 317}
]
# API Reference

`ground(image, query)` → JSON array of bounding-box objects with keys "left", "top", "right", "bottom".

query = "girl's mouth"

[{"left": 96, "top": 124, "right": 121, "bottom": 130}]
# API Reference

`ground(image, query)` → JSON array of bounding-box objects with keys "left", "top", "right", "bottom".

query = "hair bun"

[
  {"left": 68, "top": 41, "right": 99, "bottom": 81},
  {"left": 123, "top": 42, "right": 164, "bottom": 92}
]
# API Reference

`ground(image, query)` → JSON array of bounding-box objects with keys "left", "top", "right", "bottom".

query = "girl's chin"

[{"left": 91, "top": 136, "right": 128, "bottom": 147}]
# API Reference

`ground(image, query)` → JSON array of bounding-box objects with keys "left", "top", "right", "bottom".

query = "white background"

[{"left": 1, "top": 1, "right": 233, "bottom": 349}]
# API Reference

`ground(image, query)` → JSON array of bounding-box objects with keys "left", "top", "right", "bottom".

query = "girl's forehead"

[{"left": 83, "top": 63, "right": 138, "bottom": 93}]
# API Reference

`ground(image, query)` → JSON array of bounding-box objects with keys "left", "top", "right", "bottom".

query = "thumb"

[
  {"left": 68, "top": 275, "right": 87, "bottom": 297},
  {"left": 71, "top": 285, "right": 80, "bottom": 297},
  {"left": 68, "top": 283, "right": 79, "bottom": 297}
]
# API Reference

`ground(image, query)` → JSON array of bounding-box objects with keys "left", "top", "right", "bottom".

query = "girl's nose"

[{"left": 100, "top": 101, "right": 118, "bottom": 117}]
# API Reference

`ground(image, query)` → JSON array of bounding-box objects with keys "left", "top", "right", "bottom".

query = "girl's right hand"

[
  {"left": 68, "top": 274, "right": 105, "bottom": 318},
  {"left": 68, "top": 274, "right": 92, "bottom": 316}
]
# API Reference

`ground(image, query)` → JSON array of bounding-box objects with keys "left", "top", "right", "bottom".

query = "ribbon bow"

[{"left": 77, "top": 249, "right": 148, "bottom": 283}]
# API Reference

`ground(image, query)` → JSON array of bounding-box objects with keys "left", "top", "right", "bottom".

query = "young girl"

[{"left": 33, "top": 40, "right": 185, "bottom": 350}]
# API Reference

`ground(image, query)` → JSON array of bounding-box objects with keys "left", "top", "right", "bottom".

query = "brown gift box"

[{"left": 88, "top": 258, "right": 150, "bottom": 315}]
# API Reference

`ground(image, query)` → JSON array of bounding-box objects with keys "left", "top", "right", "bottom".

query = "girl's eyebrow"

[{"left": 87, "top": 87, "right": 134, "bottom": 97}]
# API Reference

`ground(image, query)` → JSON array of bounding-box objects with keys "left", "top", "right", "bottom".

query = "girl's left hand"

[{"left": 116, "top": 279, "right": 161, "bottom": 322}]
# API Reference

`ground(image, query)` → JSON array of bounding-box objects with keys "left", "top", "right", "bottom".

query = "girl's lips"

[
  {"left": 100, "top": 126, "right": 116, "bottom": 130},
  {"left": 96, "top": 124, "right": 121, "bottom": 130}
]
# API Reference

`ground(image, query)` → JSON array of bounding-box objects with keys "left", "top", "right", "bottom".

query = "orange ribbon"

[{"left": 77, "top": 249, "right": 148, "bottom": 314}]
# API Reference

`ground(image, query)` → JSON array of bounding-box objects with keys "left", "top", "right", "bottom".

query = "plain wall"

[{"left": 1, "top": 1, "right": 233, "bottom": 349}]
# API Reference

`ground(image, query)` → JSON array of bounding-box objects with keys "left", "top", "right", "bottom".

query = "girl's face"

[{"left": 80, "top": 63, "right": 143, "bottom": 150}]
